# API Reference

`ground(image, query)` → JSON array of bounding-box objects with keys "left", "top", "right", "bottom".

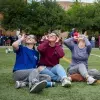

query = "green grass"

[{"left": 0, "top": 48, "right": 100, "bottom": 100}]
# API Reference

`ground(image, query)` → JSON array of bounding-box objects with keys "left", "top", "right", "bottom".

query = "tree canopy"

[
  {"left": 66, "top": 1, "right": 100, "bottom": 34},
  {"left": 1, "top": 0, "right": 100, "bottom": 35},
  {"left": 0, "top": 0, "right": 67, "bottom": 35}
]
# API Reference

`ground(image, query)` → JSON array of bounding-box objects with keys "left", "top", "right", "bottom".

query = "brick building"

[
  {"left": 58, "top": 1, "right": 73, "bottom": 10},
  {"left": 58, "top": 1, "right": 92, "bottom": 10}
]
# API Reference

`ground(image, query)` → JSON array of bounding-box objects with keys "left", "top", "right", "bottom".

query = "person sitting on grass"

[
  {"left": 12, "top": 34, "right": 53, "bottom": 93},
  {"left": 64, "top": 35, "right": 97, "bottom": 84},
  {"left": 37, "top": 33, "right": 71, "bottom": 87}
]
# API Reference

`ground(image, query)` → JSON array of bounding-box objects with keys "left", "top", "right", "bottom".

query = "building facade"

[
  {"left": 58, "top": 1, "right": 73, "bottom": 10},
  {"left": 58, "top": 1, "right": 91, "bottom": 10}
]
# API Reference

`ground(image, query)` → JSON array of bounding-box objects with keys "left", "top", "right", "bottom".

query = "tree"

[
  {"left": 66, "top": 2, "right": 95, "bottom": 33},
  {"left": 0, "top": 0, "right": 67, "bottom": 35},
  {"left": 92, "top": 1, "right": 100, "bottom": 32},
  {"left": 0, "top": 0, "right": 27, "bottom": 31}
]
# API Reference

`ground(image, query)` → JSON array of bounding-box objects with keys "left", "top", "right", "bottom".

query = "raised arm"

[
  {"left": 55, "top": 43, "right": 65, "bottom": 58},
  {"left": 64, "top": 37, "right": 74, "bottom": 51},
  {"left": 84, "top": 37, "right": 92, "bottom": 55},
  {"left": 12, "top": 34, "right": 25, "bottom": 51},
  {"left": 37, "top": 40, "right": 49, "bottom": 53}
]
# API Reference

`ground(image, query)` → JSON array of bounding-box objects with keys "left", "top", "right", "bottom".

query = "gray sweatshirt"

[{"left": 64, "top": 37, "right": 92, "bottom": 68}]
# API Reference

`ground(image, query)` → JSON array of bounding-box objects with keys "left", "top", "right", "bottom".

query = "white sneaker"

[
  {"left": 67, "top": 77, "right": 72, "bottom": 82},
  {"left": 15, "top": 81, "right": 27, "bottom": 89},
  {"left": 62, "top": 78, "right": 71, "bottom": 87},
  {"left": 87, "top": 76, "right": 97, "bottom": 85},
  {"left": 30, "top": 80, "right": 47, "bottom": 93},
  {"left": 5, "top": 48, "right": 8, "bottom": 54}
]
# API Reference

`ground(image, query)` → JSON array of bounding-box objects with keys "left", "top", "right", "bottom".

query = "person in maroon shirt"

[{"left": 37, "top": 33, "right": 71, "bottom": 87}]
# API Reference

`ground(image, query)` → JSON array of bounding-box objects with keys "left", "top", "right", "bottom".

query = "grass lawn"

[{"left": 0, "top": 48, "right": 100, "bottom": 100}]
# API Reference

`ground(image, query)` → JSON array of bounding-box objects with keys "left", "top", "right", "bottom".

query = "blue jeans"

[{"left": 40, "top": 64, "right": 67, "bottom": 82}]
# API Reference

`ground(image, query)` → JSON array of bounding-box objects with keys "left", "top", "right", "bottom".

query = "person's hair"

[
  {"left": 27, "top": 34, "right": 37, "bottom": 41},
  {"left": 32, "top": 46, "right": 35, "bottom": 50}
]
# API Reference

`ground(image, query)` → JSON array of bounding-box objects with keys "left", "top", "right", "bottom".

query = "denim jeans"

[{"left": 40, "top": 64, "right": 67, "bottom": 82}]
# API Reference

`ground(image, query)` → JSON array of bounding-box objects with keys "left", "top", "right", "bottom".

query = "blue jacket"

[{"left": 13, "top": 45, "right": 39, "bottom": 72}]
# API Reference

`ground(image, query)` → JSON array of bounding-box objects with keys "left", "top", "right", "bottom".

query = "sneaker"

[
  {"left": 5, "top": 48, "right": 8, "bottom": 54},
  {"left": 87, "top": 76, "right": 97, "bottom": 85},
  {"left": 29, "top": 79, "right": 39, "bottom": 89},
  {"left": 67, "top": 77, "right": 72, "bottom": 82},
  {"left": 62, "top": 78, "right": 71, "bottom": 87},
  {"left": 15, "top": 81, "right": 27, "bottom": 89},
  {"left": 52, "top": 82, "right": 56, "bottom": 87},
  {"left": 46, "top": 82, "right": 56, "bottom": 87},
  {"left": 30, "top": 80, "right": 47, "bottom": 93}
]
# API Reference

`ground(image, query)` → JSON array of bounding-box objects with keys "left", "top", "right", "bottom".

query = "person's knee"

[
  {"left": 68, "top": 67, "right": 79, "bottom": 75},
  {"left": 78, "top": 63, "right": 87, "bottom": 72},
  {"left": 38, "top": 66, "right": 46, "bottom": 72},
  {"left": 68, "top": 69, "right": 77, "bottom": 75},
  {"left": 39, "top": 74, "right": 51, "bottom": 81},
  {"left": 55, "top": 64, "right": 64, "bottom": 69},
  {"left": 78, "top": 63, "right": 85, "bottom": 67},
  {"left": 31, "top": 69, "right": 39, "bottom": 74}
]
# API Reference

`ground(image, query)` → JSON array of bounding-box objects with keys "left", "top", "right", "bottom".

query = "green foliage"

[
  {"left": 0, "top": 0, "right": 67, "bottom": 35},
  {"left": 1, "top": 0, "right": 100, "bottom": 35},
  {"left": 0, "top": 0, "right": 27, "bottom": 30},
  {"left": 66, "top": 1, "right": 100, "bottom": 33},
  {"left": 66, "top": 3, "right": 94, "bottom": 30}
]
